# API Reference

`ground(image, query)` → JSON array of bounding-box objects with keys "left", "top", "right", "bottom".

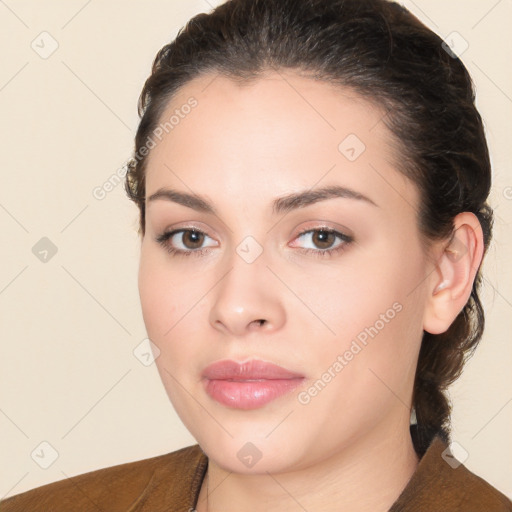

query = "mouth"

[{"left": 201, "top": 359, "right": 305, "bottom": 410}]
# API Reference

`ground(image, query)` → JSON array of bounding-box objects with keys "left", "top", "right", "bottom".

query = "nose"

[{"left": 208, "top": 255, "right": 285, "bottom": 337}]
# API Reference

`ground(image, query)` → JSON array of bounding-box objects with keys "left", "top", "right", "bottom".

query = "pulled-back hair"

[{"left": 125, "top": 0, "right": 493, "bottom": 453}]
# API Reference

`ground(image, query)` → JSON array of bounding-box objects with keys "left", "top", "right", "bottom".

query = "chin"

[
  {"left": 203, "top": 439, "right": 298, "bottom": 474},
  {"left": 191, "top": 424, "right": 315, "bottom": 474}
]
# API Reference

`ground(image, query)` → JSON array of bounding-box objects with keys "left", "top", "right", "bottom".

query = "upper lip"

[{"left": 201, "top": 359, "right": 304, "bottom": 380}]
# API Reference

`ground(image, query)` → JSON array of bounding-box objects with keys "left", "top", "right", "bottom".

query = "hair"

[{"left": 125, "top": 0, "right": 493, "bottom": 454}]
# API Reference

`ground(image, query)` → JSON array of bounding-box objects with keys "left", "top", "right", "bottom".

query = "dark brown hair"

[{"left": 125, "top": 0, "right": 493, "bottom": 452}]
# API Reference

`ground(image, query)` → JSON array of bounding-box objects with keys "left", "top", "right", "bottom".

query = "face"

[{"left": 138, "top": 70, "right": 432, "bottom": 473}]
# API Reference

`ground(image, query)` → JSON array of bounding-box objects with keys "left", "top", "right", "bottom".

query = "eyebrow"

[{"left": 146, "top": 184, "right": 378, "bottom": 216}]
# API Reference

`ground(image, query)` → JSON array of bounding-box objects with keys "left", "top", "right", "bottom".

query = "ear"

[{"left": 423, "top": 212, "right": 485, "bottom": 335}]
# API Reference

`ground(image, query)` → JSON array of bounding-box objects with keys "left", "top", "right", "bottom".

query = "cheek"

[
  {"left": 316, "top": 252, "right": 409, "bottom": 337},
  {"left": 137, "top": 244, "right": 206, "bottom": 367},
  {"left": 138, "top": 261, "right": 164, "bottom": 334},
  {"left": 138, "top": 251, "right": 206, "bottom": 427},
  {"left": 138, "top": 244, "right": 179, "bottom": 342},
  {"left": 320, "top": 240, "right": 426, "bottom": 375}
]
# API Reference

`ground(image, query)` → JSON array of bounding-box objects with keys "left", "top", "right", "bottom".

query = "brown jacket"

[{"left": 1, "top": 436, "right": 511, "bottom": 511}]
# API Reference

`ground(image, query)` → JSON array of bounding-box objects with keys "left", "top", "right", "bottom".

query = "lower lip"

[{"left": 204, "top": 378, "right": 304, "bottom": 409}]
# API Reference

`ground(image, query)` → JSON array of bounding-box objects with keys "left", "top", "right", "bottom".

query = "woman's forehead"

[{"left": 144, "top": 71, "right": 418, "bottom": 218}]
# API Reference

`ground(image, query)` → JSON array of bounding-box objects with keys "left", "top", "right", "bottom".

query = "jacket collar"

[{"left": 140, "top": 434, "right": 507, "bottom": 511}]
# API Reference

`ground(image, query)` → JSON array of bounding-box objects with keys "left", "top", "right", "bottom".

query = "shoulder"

[
  {"left": 390, "top": 436, "right": 512, "bottom": 511},
  {"left": 0, "top": 444, "right": 207, "bottom": 512}
]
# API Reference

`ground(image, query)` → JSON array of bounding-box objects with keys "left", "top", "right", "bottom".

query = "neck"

[{"left": 196, "top": 419, "right": 419, "bottom": 512}]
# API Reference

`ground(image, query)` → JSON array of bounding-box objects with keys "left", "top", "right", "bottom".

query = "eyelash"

[{"left": 155, "top": 227, "right": 353, "bottom": 259}]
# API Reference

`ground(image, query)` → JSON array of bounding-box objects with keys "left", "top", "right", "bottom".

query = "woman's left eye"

[
  {"left": 292, "top": 227, "right": 353, "bottom": 258},
  {"left": 155, "top": 227, "right": 353, "bottom": 259}
]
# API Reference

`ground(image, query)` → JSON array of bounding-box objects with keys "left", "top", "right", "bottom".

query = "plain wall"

[{"left": 0, "top": 0, "right": 511, "bottom": 500}]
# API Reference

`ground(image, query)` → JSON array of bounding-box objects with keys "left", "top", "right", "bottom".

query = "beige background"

[{"left": 0, "top": 0, "right": 511, "bottom": 500}]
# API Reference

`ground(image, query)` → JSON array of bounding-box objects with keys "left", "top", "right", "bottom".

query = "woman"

[{"left": 2, "top": 0, "right": 511, "bottom": 510}]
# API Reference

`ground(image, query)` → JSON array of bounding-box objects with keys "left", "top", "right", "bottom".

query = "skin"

[{"left": 137, "top": 70, "right": 484, "bottom": 512}]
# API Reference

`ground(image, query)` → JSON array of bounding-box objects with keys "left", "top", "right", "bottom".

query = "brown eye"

[
  {"left": 293, "top": 227, "right": 354, "bottom": 259},
  {"left": 311, "top": 230, "right": 337, "bottom": 250},
  {"left": 181, "top": 230, "right": 205, "bottom": 250},
  {"left": 155, "top": 228, "right": 216, "bottom": 257}
]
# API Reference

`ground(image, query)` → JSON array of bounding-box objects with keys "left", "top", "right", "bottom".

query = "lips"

[
  {"left": 201, "top": 359, "right": 304, "bottom": 380},
  {"left": 202, "top": 359, "right": 305, "bottom": 410}
]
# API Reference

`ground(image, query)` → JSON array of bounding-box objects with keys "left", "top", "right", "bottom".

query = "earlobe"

[{"left": 423, "top": 212, "right": 485, "bottom": 335}]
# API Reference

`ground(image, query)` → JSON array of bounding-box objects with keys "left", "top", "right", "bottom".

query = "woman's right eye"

[{"left": 155, "top": 229, "right": 217, "bottom": 257}]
